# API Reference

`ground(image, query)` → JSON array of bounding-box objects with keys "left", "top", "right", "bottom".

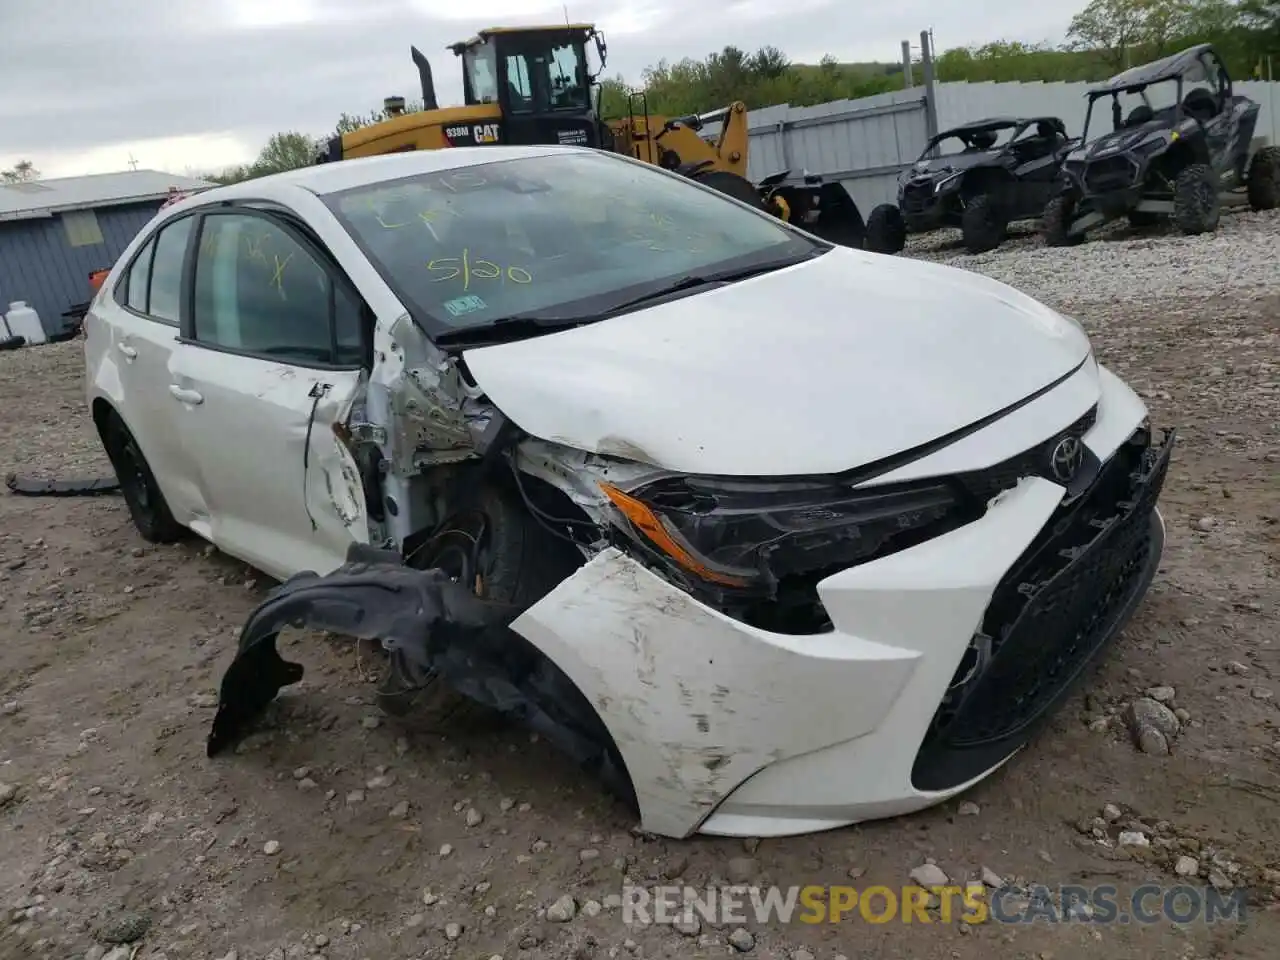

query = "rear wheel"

[
  {"left": 1173, "top": 163, "right": 1220, "bottom": 234},
  {"left": 1042, "top": 193, "right": 1084, "bottom": 246},
  {"left": 960, "top": 194, "right": 1007, "bottom": 254},
  {"left": 1246, "top": 146, "right": 1280, "bottom": 211},
  {"left": 100, "top": 412, "right": 184, "bottom": 543},
  {"left": 865, "top": 203, "right": 907, "bottom": 254}
]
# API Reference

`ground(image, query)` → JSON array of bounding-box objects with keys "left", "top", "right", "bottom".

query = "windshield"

[
  {"left": 1083, "top": 78, "right": 1183, "bottom": 140},
  {"left": 922, "top": 125, "right": 1018, "bottom": 159},
  {"left": 464, "top": 45, "right": 499, "bottom": 104},
  {"left": 324, "top": 151, "right": 819, "bottom": 338}
]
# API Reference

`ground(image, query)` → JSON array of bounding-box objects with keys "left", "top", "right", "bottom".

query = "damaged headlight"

[{"left": 598, "top": 474, "right": 967, "bottom": 594}]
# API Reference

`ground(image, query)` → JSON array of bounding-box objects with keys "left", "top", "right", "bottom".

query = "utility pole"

[{"left": 901, "top": 40, "right": 914, "bottom": 88}]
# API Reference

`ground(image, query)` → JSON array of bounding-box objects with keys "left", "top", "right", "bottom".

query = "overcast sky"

[{"left": 2, "top": 0, "right": 1084, "bottom": 179}]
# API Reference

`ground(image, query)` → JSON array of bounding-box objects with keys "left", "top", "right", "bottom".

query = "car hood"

[
  {"left": 460, "top": 248, "right": 1093, "bottom": 476},
  {"left": 1074, "top": 122, "right": 1169, "bottom": 161}
]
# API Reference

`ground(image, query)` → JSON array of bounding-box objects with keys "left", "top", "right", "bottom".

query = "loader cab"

[{"left": 449, "top": 25, "right": 606, "bottom": 149}]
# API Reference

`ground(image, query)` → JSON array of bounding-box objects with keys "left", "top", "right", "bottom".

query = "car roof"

[
  {"left": 933, "top": 116, "right": 1061, "bottom": 139},
  {"left": 193, "top": 145, "right": 588, "bottom": 204},
  {"left": 1089, "top": 44, "right": 1215, "bottom": 95}
]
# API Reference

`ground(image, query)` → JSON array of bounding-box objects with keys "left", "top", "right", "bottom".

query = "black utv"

[
  {"left": 1044, "top": 43, "right": 1280, "bottom": 245},
  {"left": 865, "top": 117, "right": 1078, "bottom": 255}
]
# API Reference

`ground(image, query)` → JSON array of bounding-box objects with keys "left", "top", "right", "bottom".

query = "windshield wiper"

[{"left": 433, "top": 314, "right": 593, "bottom": 347}]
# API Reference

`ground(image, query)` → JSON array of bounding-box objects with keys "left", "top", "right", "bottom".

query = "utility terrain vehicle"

[
  {"left": 866, "top": 117, "right": 1076, "bottom": 255},
  {"left": 1044, "top": 43, "right": 1280, "bottom": 244}
]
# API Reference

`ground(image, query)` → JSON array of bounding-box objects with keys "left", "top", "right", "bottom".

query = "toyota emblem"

[{"left": 1048, "top": 436, "right": 1084, "bottom": 484}]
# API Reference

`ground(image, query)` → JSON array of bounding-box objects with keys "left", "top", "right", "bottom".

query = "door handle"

[
  {"left": 117, "top": 343, "right": 137, "bottom": 360},
  {"left": 168, "top": 385, "right": 204, "bottom": 405}
]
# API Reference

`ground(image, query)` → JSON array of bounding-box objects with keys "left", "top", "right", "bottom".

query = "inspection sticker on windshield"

[{"left": 444, "top": 295, "right": 487, "bottom": 317}]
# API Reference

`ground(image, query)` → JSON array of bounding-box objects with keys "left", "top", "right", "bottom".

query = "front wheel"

[
  {"left": 1173, "top": 164, "right": 1221, "bottom": 235},
  {"left": 865, "top": 203, "right": 907, "bottom": 254},
  {"left": 1246, "top": 146, "right": 1280, "bottom": 211},
  {"left": 1042, "top": 193, "right": 1084, "bottom": 246},
  {"left": 960, "top": 194, "right": 1006, "bottom": 254}
]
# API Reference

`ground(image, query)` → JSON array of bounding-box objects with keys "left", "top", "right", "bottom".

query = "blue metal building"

[{"left": 0, "top": 170, "right": 214, "bottom": 337}]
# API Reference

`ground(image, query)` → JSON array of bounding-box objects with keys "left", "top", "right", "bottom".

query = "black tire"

[
  {"left": 1127, "top": 209, "right": 1161, "bottom": 228},
  {"left": 1173, "top": 163, "right": 1220, "bottom": 235},
  {"left": 100, "top": 412, "right": 185, "bottom": 543},
  {"left": 960, "top": 194, "right": 1006, "bottom": 254},
  {"left": 689, "top": 170, "right": 768, "bottom": 211},
  {"left": 865, "top": 203, "right": 907, "bottom": 254},
  {"left": 1246, "top": 145, "right": 1280, "bottom": 211},
  {"left": 1043, "top": 193, "right": 1084, "bottom": 246}
]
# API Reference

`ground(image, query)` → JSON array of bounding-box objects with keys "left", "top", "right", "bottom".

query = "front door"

[
  {"left": 168, "top": 208, "right": 370, "bottom": 580},
  {"left": 497, "top": 39, "right": 600, "bottom": 148}
]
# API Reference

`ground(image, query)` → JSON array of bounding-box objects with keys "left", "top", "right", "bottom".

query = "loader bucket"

[{"left": 767, "top": 181, "right": 866, "bottom": 249}]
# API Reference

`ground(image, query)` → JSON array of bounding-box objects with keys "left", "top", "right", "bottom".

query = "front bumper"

[{"left": 510, "top": 370, "right": 1172, "bottom": 839}]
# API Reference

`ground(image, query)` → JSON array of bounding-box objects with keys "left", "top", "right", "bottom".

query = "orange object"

[{"left": 88, "top": 269, "right": 109, "bottom": 291}]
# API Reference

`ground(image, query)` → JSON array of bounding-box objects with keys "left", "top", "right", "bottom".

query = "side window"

[
  {"left": 192, "top": 212, "right": 362, "bottom": 366},
  {"left": 123, "top": 238, "right": 155, "bottom": 313},
  {"left": 149, "top": 217, "right": 194, "bottom": 324}
]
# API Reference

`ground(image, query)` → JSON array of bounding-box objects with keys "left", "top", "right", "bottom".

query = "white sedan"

[{"left": 83, "top": 145, "right": 1173, "bottom": 839}]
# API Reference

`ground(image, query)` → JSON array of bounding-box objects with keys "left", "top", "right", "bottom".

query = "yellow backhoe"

[{"left": 316, "top": 24, "right": 865, "bottom": 247}]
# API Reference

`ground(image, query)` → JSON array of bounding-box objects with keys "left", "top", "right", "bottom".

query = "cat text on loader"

[
  {"left": 609, "top": 91, "right": 866, "bottom": 248},
  {"left": 316, "top": 23, "right": 866, "bottom": 248}
]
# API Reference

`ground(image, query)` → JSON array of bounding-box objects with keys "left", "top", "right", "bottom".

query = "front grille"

[
  {"left": 954, "top": 404, "right": 1098, "bottom": 505},
  {"left": 1085, "top": 155, "right": 1137, "bottom": 192},
  {"left": 901, "top": 181, "right": 933, "bottom": 214},
  {"left": 913, "top": 425, "right": 1174, "bottom": 791}
]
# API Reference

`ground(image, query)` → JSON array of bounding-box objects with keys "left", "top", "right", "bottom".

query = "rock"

[
  {"left": 439, "top": 843, "right": 453, "bottom": 857},
  {"left": 359, "top": 716, "right": 381, "bottom": 730},
  {"left": 103, "top": 948, "right": 132, "bottom": 960},
  {"left": 579, "top": 848, "right": 600, "bottom": 863},
  {"left": 957, "top": 801, "right": 980, "bottom": 816},
  {"left": 422, "top": 890, "right": 440, "bottom": 906},
  {"left": 388, "top": 801, "right": 410, "bottom": 819},
  {"left": 0, "top": 783, "right": 16, "bottom": 807},
  {"left": 546, "top": 895, "right": 577, "bottom": 923},
  {"left": 1208, "top": 871, "right": 1232, "bottom": 890},
  {"left": 517, "top": 802, "right": 532, "bottom": 813},
  {"left": 790, "top": 950, "right": 816, "bottom": 960},
  {"left": 1145, "top": 686, "right": 1176, "bottom": 703},
  {"left": 1118, "top": 831, "right": 1149, "bottom": 847},
  {"left": 97, "top": 911, "right": 151, "bottom": 944},
  {"left": 728, "top": 928, "right": 755, "bottom": 952},
  {"left": 263, "top": 840, "right": 281, "bottom": 856},
  {"left": 499, "top": 797, "right": 515, "bottom": 812},
  {"left": 1174, "top": 708, "right": 1191, "bottom": 723},
  {"left": 0, "top": 701, "right": 20, "bottom": 717},
  {"left": 1195, "top": 516, "right": 1214, "bottom": 531},
  {"left": 444, "top": 921, "right": 464, "bottom": 940},
  {"left": 531, "top": 840, "right": 549, "bottom": 853},
  {"left": 1102, "top": 803, "right": 1122, "bottom": 821},
  {"left": 313, "top": 934, "right": 328, "bottom": 948},
  {"left": 1251, "top": 687, "right": 1274, "bottom": 700},
  {"left": 981, "top": 866, "right": 1004, "bottom": 888},
  {"left": 673, "top": 915, "right": 700, "bottom": 936},
  {"left": 1126, "top": 697, "right": 1180, "bottom": 753},
  {"left": 188, "top": 693, "right": 218, "bottom": 708},
  {"left": 1174, "top": 856, "right": 1199, "bottom": 877},
  {"left": 1225, "top": 661, "right": 1250, "bottom": 675},
  {"left": 366, "top": 775, "right": 395, "bottom": 790},
  {"left": 580, "top": 900, "right": 602, "bottom": 918},
  {"left": 345, "top": 790, "right": 365, "bottom": 805},
  {"left": 85, "top": 948, "right": 107, "bottom": 960},
  {"left": 909, "top": 863, "right": 949, "bottom": 887},
  {"left": 297, "top": 778, "right": 317, "bottom": 791},
  {"left": 465, "top": 807, "right": 484, "bottom": 827},
  {"left": 726, "top": 857, "right": 758, "bottom": 884}
]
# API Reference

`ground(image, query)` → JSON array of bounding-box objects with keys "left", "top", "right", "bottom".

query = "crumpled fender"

[
  {"left": 205, "top": 545, "right": 633, "bottom": 806},
  {"left": 206, "top": 544, "right": 494, "bottom": 757}
]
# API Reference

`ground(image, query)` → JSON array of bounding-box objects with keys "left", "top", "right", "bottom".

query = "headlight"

[
  {"left": 598, "top": 474, "right": 969, "bottom": 594},
  {"left": 934, "top": 172, "right": 963, "bottom": 194}
]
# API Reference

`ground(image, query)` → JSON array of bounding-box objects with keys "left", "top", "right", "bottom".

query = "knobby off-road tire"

[
  {"left": 1246, "top": 146, "right": 1280, "bottom": 211},
  {"left": 1042, "top": 194, "right": 1084, "bottom": 246},
  {"left": 865, "top": 203, "right": 907, "bottom": 254},
  {"left": 960, "top": 194, "right": 1007, "bottom": 254},
  {"left": 100, "top": 412, "right": 185, "bottom": 544},
  {"left": 1173, "top": 164, "right": 1221, "bottom": 235}
]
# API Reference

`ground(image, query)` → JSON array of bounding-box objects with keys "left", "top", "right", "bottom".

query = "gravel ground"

[{"left": 1, "top": 211, "right": 1279, "bottom": 960}]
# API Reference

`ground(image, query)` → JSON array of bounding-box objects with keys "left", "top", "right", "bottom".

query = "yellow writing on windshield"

[{"left": 427, "top": 249, "right": 532, "bottom": 290}]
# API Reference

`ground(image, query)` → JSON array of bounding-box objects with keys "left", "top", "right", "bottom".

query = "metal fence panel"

[{"left": 697, "top": 77, "right": 1280, "bottom": 215}]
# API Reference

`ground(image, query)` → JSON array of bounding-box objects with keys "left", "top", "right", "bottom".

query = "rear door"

[
  {"left": 167, "top": 207, "right": 370, "bottom": 580},
  {"left": 106, "top": 214, "right": 208, "bottom": 526}
]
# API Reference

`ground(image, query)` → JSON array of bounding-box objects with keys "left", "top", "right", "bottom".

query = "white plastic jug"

[{"left": 4, "top": 301, "right": 45, "bottom": 346}]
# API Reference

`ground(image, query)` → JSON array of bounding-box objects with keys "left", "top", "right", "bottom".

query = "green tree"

[
  {"left": 1066, "top": 0, "right": 1180, "bottom": 70},
  {"left": 0, "top": 159, "right": 39, "bottom": 183}
]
